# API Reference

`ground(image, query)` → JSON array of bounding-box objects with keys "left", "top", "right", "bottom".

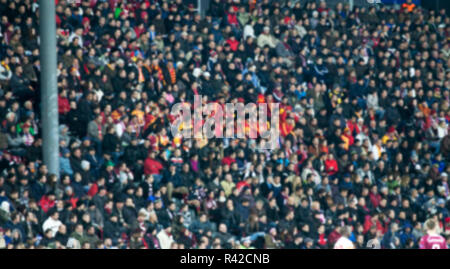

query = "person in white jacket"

[
  {"left": 0, "top": 58, "right": 12, "bottom": 81},
  {"left": 436, "top": 119, "right": 448, "bottom": 139},
  {"left": 334, "top": 226, "right": 355, "bottom": 249},
  {"left": 243, "top": 21, "right": 256, "bottom": 41},
  {"left": 257, "top": 26, "right": 278, "bottom": 49},
  {"left": 157, "top": 225, "right": 174, "bottom": 249},
  {"left": 42, "top": 211, "right": 63, "bottom": 237}
]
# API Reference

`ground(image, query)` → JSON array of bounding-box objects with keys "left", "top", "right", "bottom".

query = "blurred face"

[{"left": 76, "top": 225, "right": 83, "bottom": 234}]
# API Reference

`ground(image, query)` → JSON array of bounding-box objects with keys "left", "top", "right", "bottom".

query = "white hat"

[
  {"left": 0, "top": 201, "right": 10, "bottom": 214},
  {"left": 203, "top": 71, "right": 211, "bottom": 77},
  {"left": 442, "top": 172, "right": 448, "bottom": 178},
  {"left": 193, "top": 68, "right": 202, "bottom": 78},
  {"left": 116, "top": 58, "right": 125, "bottom": 66},
  {"left": 81, "top": 160, "right": 90, "bottom": 170}
]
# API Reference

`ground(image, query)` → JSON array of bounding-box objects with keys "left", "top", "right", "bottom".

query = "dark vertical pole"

[{"left": 39, "top": 0, "right": 59, "bottom": 177}]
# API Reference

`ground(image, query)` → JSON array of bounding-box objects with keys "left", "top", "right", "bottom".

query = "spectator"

[{"left": 0, "top": 0, "right": 448, "bottom": 250}]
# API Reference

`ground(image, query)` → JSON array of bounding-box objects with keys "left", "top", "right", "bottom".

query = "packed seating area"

[{"left": 0, "top": 0, "right": 449, "bottom": 249}]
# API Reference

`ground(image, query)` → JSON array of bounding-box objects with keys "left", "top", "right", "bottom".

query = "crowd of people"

[{"left": 0, "top": 0, "right": 449, "bottom": 249}]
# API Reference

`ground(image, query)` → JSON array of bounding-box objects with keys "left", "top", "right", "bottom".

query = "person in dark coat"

[{"left": 103, "top": 214, "right": 122, "bottom": 243}]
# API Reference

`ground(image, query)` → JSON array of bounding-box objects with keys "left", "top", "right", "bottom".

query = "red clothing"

[
  {"left": 236, "top": 181, "right": 251, "bottom": 192},
  {"left": 284, "top": 16, "right": 292, "bottom": 25},
  {"left": 58, "top": 96, "right": 70, "bottom": 114},
  {"left": 369, "top": 192, "right": 382, "bottom": 208},
  {"left": 144, "top": 157, "right": 164, "bottom": 175},
  {"left": 221, "top": 156, "right": 236, "bottom": 166},
  {"left": 317, "top": 7, "right": 329, "bottom": 14},
  {"left": 87, "top": 183, "right": 99, "bottom": 197},
  {"left": 226, "top": 12, "right": 239, "bottom": 27},
  {"left": 39, "top": 196, "right": 56, "bottom": 214},
  {"left": 341, "top": 133, "right": 354, "bottom": 150},
  {"left": 328, "top": 230, "right": 341, "bottom": 245},
  {"left": 325, "top": 159, "right": 339, "bottom": 175},
  {"left": 371, "top": 37, "right": 380, "bottom": 48},
  {"left": 66, "top": 195, "right": 79, "bottom": 209},
  {"left": 419, "top": 234, "right": 447, "bottom": 249},
  {"left": 346, "top": 120, "right": 360, "bottom": 134},
  {"left": 226, "top": 39, "right": 239, "bottom": 51},
  {"left": 134, "top": 26, "right": 145, "bottom": 38},
  {"left": 280, "top": 121, "right": 294, "bottom": 137},
  {"left": 363, "top": 215, "right": 384, "bottom": 234},
  {"left": 318, "top": 233, "right": 328, "bottom": 247},
  {"left": 279, "top": 104, "right": 292, "bottom": 121},
  {"left": 56, "top": 14, "right": 61, "bottom": 26}
]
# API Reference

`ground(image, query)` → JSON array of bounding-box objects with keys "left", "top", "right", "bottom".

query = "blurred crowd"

[{"left": 0, "top": 0, "right": 449, "bottom": 249}]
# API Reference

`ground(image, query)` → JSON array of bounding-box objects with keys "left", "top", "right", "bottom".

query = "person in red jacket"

[
  {"left": 58, "top": 89, "right": 71, "bottom": 119},
  {"left": 341, "top": 127, "right": 354, "bottom": 151},
  {"left": 325, "top": 154, "right": 339, "bottom": 177},
  {"left": 226, "top": 35, "right": 239, "bottom": 52},
  {"left": 363, "top": 214, "right": 384, "bottom": 235},
  {"left": 144, "top": 151, "right": 163, "bottom": 186},
  {"left": 327, "top": 226, "right": 341, "bottom": 247},
  {"left": 369, "top": 185, "right": 382, "bottom": 208},
  {"left": 226, "top": 6, "right": 239, "bottom": 28},
  {"left": 280, "top": 117, "right": 295, "bottom": 137},
  {"left": 221, "top": 151, "right": 236, "bottom": 166},
  {"left": 39, "top": 192, "right": 56, "bottom": 214},
  {"left": 317, "top": 225, "right": 328, "bottom": 248}
]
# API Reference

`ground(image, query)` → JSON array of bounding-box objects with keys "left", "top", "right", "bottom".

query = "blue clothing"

[{"left": 59, "top": 157, "right": 73, "bottom": 176}]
